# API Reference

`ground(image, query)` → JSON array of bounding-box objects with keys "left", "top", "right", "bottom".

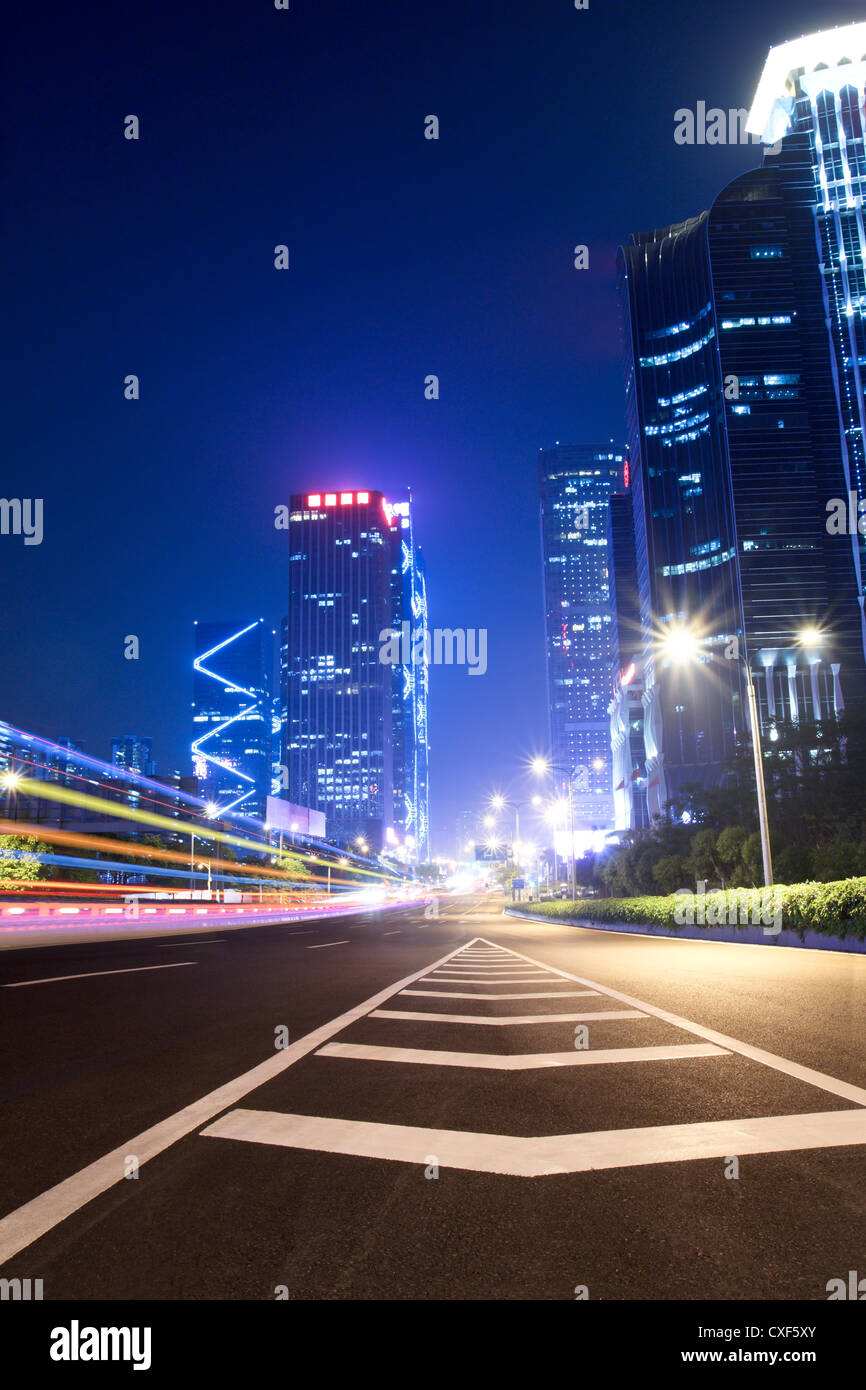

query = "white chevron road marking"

[
  {"left": 315, "top": 1041, "right": 729, "bottom": 1069},
  {"left": 201, "top": 1107, "right": 866, "bottom": 1178}
]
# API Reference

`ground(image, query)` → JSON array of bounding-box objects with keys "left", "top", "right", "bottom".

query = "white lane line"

[
  {"left": 315, "top": 1041, "right": 728, "bottom": 1070},
  {"left": 156, "top": 939, "right": 225, "bottom": 947},
  {"left": 383, "top": 931, "right": 401, "bottom": 936},
  {"left": 370, "top": 1008, "right": 647, "bottom": 1025},
  {"left": 474, "top": 936, "right": 866, "bottom": 1108},
  {"left": 3, "top": 962, "right": 197, "bottom": 988},
  {"left": 202, "top": 1106, "right": 866, "bottom": 1178},
  {"left": 400, "top": 989, "right": 602, "bottom": 1000},
  {"left": 306, "top": 940, "right": 350, "bottom": 950},
  {"left": 0, "top": 937, "right": 479, "bottom": 1266}
]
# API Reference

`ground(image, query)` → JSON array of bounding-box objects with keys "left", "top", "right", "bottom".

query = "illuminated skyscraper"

[
  {"left": 111, "top": 735, "right": 154, "bottom": 778},
  {"left": 538, "top": 445, "right": 625, "bottom": 831},
  {"left": 615, "top": 27, "right": 866, "bottom": 822},
  {"left": 281, "top": 490, "right": 429, "bottom": 858},
  {"left": 748, "top": 22, "right": 866, "bottom": 654},
  {"left": 191, "top": 619, "right": 271, "bottom": 820},
  {"left": 388, "top": 499, "right": 430, "bottom": 858}
]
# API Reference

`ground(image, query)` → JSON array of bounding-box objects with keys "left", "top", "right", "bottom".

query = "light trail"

[
  {"left": 3, "top": 780, "right": 400, "bottom": 883},
  {"left": 0, "top": 819, "right": 358, "bottom": 892}
]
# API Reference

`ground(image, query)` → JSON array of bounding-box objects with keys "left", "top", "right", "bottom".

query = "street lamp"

[
  {"left": 531, "top": 756, "right": 578, "bottom": 901},
  {"left": 660, "top": 623, "right": 773, "bottom": 887}
]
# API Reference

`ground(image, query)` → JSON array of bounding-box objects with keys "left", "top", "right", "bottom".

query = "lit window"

[
  {"left": 357, "top": 491, "right": 369, "bottom": 503},
  {"left": 341, "top": 492, "right": 353, "bottom": 504},
  {"left": 308, "top": 494, "right": 321, "bottom": 507},
  {"left": 325, "top": 494, "right": 337, "bottom": 506}
]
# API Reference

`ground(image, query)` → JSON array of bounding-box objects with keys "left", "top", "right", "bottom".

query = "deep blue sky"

[{"left": 2, "top": 0, "right": 859, "bottom": 853}]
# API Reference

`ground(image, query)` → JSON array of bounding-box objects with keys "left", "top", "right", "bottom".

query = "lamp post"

[
  {"left": 530, "top": 759, "right": 577, "bottom": 901},
  {"left": 655, "top": 623, "right": 815, "bottom": 890},
  {"left": 743, "top": 659, "right": 773, "bottom": 888},
  {"left": 489, "top": 794, "right": 525, "bottom": 899}
]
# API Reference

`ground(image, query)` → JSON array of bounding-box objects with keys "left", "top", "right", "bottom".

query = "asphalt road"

[{"left": 1, "top": 893, "right": 865, "bottom": 1301}]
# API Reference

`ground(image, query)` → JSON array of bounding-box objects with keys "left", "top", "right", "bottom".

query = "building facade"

[
  {"left": 748, "top": 22, "right": 866, "bottom": 657},
  {"left": 539, "top": 445, "right": 625, "bottom": 830},
  {"left": 191, "top": 619, "right": 272, "bottom": 821},
  {"left": 607, "top": 487, "right": 650, "bottom": 831},
  {"left": 281, "top": 490, "right": 429, "bottom": 858},
  {"left": 111, "top": 735, "right": 154, "bottom": 778},
  {"left": 614, "top": 27, "right": 866, "bottom": 825}
]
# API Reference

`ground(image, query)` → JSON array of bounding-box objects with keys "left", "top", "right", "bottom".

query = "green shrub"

[{"left": 507, "top": 876, "right": 866, "bottom": 942}]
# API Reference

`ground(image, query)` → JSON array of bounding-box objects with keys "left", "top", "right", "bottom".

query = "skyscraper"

[
  {"left": 615, "top": 29, "right": 866, "bottom": 823},
  {"left": 539, "top": 445, "right": 626, "bottom": 831},
  {"left": 111, "top": 735, "right": 154, "bottom": 778},
  {"left": 281, "top": 489, "right": 429, "bottom": 858},
  {"left": 191, "top": 619, "right": 272, "bottom": 820},
  {"left": 388, "top": 499, "right": 430, "bottom": 858},
  {"left": 607, "top": 487, "right": 649, "bottom": 831},
  {"left": 748, "top": 22, "right": 866, "bottom": 656}
]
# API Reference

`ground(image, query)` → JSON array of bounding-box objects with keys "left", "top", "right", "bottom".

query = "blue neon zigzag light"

[{"left": 191, "top": 621, "right": 263, "bottom": 817}]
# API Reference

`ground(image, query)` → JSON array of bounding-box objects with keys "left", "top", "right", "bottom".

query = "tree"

[
  {"left": 715, "top": 826, "right": 747, "bottom": 888},
  {"left": 0, "top": 835, "right": 50, "bottom": 888},
  {"left": 652, "top": 854, "right": 689, "bottom": 895},
  {"left": 273, "top": 849, "right": 313, "bottom": 880}
]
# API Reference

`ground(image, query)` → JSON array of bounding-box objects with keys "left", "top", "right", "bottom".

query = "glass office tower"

[
  {"left": 539, "top": 445, "right": 625, "bottom": 831},
  {"left": 616, "top": 35, "right": 866, "bottom": 823},
  {"left": 748, "top": 22, "right": 866, "bottom": 655},
  {"left": 111, "top": 735, "right": 154, "bottom": 778},
  {"left": 388, "top": 500, "right": 430, "bottom": 860},
  {"left": 618, "top": 216, "right": 744, "bottom": 818},
  {"left": 281, "top": 490, "right": 429, "bottom": 859},
  {"left": 607, "top": 487, "right": 649, "bottom": 831},
  {"left": 191, "top": 619, "right": 272, "bottom": 821}
]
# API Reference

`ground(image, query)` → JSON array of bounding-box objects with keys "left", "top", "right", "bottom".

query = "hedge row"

[{"left": 510, "top": 877, "right": 866, "bottom": 941}]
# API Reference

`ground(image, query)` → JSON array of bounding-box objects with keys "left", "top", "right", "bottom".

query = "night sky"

[{"left": 2, "top": 0, "right": 859, "bottom": 853}]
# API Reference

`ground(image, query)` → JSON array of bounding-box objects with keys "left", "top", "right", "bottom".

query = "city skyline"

[
  {"left": 4, "top": 0, "right": 839, "bottom": 852},
  {"left": 5, "top": 0, "right": 866, "bottom": 1329}
]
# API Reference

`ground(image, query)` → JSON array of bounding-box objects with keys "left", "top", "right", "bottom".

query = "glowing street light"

[
  {"left": 531, "top": 760, "right": 578, "bottom": 900},
  {"left": 658, "top": 620, "right": 773, "bottom": 886},
  {"left": 0, "top": 770, "right": 23, "bottom": 791}
]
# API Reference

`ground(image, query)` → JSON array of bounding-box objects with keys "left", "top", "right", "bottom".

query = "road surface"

[{"left": 1, "top": 893, "right": 865, "bottom": 1301}]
